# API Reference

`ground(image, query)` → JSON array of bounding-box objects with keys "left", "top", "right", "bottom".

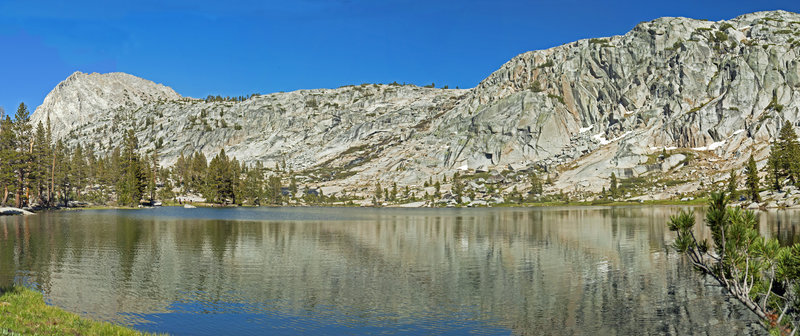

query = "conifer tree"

[
  {"left": 205, "top": 148, "right": 233, "bottom": 204},
  {"left": 452, "top": 173, "right": 463, "bottom": 202},
  {"left": 243, "top": 162, "right": 264, "bottom": 205},
  {"left": 46, "top": 116, "right": 55, "bottom": 205},
  {"left": 767, "top": 121, "right": 800, "bottom": 190},
  {"left": 0, "top": 113, "right": 15, "bottom": 206},
  {"left": 609, "top": 172, "right": 618, "bottom": 198},
  {"left": 767, "top": 143, "right": 782, "bottom": 191},
  {"left": 31, "top": 122, "right": 50, "bottom": 205},
  {"left": 264, "top": 175, "right": 282, "bottom": 205},
  {"left": 726, "top": 170, "right": 738, "bottom": 201},
  {"left": 117, "top": 130, "right": 146, "bottom": 206},
  {"left": 71, "top": 144, "right": 86, "bottom": 199},
  {"left": 375, "top": 182, "right": 383, "bottom": 201},
  {"left": 190, "top": 151, "right": 208, "bottom": 193},
  {"left": 529, "top": 171, "right": 543, "bottom": 196},
  {"left": 12, "top": 103, "right": 33, "bottom": 207},
  {"left": 745, "top": 155, "right": 761, "bottom": 202},
  {"left": 53, "top": 140, "right": 71, "bottom": 206},
  {"left": 778, "top": 121, "right": 800, "bottom": 183},
  {"left": 289, "top": 176, "right": 297, "bottom": 195}
]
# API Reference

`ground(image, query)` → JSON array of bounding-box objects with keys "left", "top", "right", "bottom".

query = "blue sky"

[{"left": 1, "top": 0, "right": 799, "bottom": 114}]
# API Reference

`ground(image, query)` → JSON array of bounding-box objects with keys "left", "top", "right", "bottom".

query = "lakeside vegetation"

[
  {"left": 670, "top": 192, "right": 800, "bottom": 334},
  {"left": 0, "top": 286, "right": 159, "bottom": 335}
]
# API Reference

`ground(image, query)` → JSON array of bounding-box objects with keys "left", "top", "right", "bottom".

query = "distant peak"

[
  {"left": 731, "top": 9, "right": 800, "bottom": 22},
  {"left": 64, "top": 71, "right": 86, "bottom": 81}
]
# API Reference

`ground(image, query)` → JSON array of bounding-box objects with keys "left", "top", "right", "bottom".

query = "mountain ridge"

[{"left": 30, "top": 10, "right": 800, "bottom": 200}]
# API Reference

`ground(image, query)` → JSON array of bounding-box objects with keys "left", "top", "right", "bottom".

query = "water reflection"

[{"left": 0, "top": 206, "right": 778, "bottom": 335}]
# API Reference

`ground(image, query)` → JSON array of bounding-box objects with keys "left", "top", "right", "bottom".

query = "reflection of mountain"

[{"left": 0, "top": 207, "right": 767, "bottom": 334}]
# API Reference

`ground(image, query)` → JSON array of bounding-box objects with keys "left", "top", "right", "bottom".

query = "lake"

[{"left": 1, "top": 206, "right": 789, "bottom": 335}]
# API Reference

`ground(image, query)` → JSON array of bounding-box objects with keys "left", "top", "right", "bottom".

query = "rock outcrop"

[
  {"left": 31, "top": 72, "right": 181, "bottom": 139},
  {"left": 30, "top": 10, "right": 800, "bottom": 197}
]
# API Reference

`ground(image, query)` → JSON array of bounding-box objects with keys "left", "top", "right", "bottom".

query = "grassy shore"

[{"left": 0, "top": 286, "right": 162, "bottom": 336}]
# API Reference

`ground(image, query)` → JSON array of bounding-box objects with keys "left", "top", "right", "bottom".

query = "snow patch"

[
  {"left": 579, "top": 125, "right": 593, "bottom": 133},
  {"left": 692, "top": 141, "right": 726, "bottom": 151},
  {"left": 651, "top": 146, "right": 679, "bottom": 151},
  {"left": 593, "top": 131, "right": 632, "bottom": 145},
  {"left": 457, "top": 164, "right": 469, "bottom": 171},
  {"left": 732, "top": 129, "right": 745, "bottom": 136}
]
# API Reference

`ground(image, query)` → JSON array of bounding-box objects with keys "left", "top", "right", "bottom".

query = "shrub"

[
  {"left": 530, "top": 80, "right": 544, "bottom": 92},
  {"left": 547, "top": 94, "right": 565, "bottom": 104}
]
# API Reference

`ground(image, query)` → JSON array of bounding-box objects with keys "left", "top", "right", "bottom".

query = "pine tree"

[
  {"left": 205, "top": 148, "right": 233, "bottom": 204},
  {"left": 264, "top": 175, "right": 282, "bottom": 205},
  {"left": 107, "top": 147, "right": 123, "bottom": 187},
  {"left": 778, "top": 121, "right": 800, "bottom": 183},
  {"left": 452, "top": 173, "right": 463, "bottom": 202},
  {"left": 375, "top": 182, "right": 383, "bottom": 201},
  {"left": 85, "top": 145, "right": 97, "bottom": 187},
  {"left": 146, "top": 150, "right": 159, "bottom": 201},
  {"left": 53, "top": 140, "right": 71, "bottom": 207},
  {"left": 609, "top": 172, "right": 618, "bottom": 198},
  {"left": 289, "top": 176, "right": 297, "bottom": 195},
  {"left": 117, "top": 129, "right": 146, "bottom": 206},
  {"left": 31, "top": 122, "right": 50, "bottom": 206},
  {"left": 767, "top": 121, "right": 800, "bottom": 190},
  {"left": 243, "top": 162, "right": 264, "bottom": 205},
  {"left": 158, "top": 166, "right": 176, "bottom": 202},
  {"left": 0, "top": 113, "right": 15, "bottom": 206},
  {"left": 767, "top": 144, "right": 782, "bottom": 191},
  {"left": 726, "top": 170, "right": 738, "bottom": 201},
  {"left": 71, "top": 144, "right": 86, "bottom": 200},
  {"left": 228, "top": 158, "right": 241, "bottom": 205},
  {"left": 175, "top": 152, "right": 191, "bottom": 193},
  {"left": 529, "top": 171, "right": 543, "bottom": 196},
  {"left": 46, "top": 116, "right": 55, "bottom": 205},
  {"left": 745, "top": 155, "right": 761, "bottom": 202},
  {"left": 190, "top": 151, "right": 207, "bottom": 193},
  {"left": 12, "top": 103, "right": 33, "bottom": 207}
]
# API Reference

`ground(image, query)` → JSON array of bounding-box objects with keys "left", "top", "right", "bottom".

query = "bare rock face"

[
  {"left": 31, "top": 71, "right": 181, "bottom": 139},
  {"left": 30, "top": 10, "right": 800, "bottom": 195}
]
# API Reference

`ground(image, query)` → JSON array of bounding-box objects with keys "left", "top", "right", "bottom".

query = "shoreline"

[
  {"left": 10, "top": 197, "right": 800, "bottom": 215},
  {"left": 0, "top": 286, "right": 162, "bottom": 335}
]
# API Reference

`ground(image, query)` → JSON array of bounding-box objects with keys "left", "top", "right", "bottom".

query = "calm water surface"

[{"left": 2, "top": 206, "right": 793, "bottom": 335}]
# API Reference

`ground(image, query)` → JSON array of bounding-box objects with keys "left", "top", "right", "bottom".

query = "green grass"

[{"left": 0, "top": 286, "right": 163, "bottom": 336}]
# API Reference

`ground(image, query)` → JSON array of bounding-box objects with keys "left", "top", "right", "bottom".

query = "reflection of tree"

[
  {"left": 115, "top": 215, "right": 144, "bottom": 283},
  {"left": 0, "top": 207, "right": 776, "bottom": 333}
]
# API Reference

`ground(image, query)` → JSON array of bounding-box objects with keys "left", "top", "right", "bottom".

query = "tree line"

[
  {"left": 0, "top": 103, "right": 166, "bottom": 208},
  {"left": 0, "top": 102, "right": 312, "bottom": 208},
  {"left": 727, "top": 120, "right": 800, "bottom": 203}
]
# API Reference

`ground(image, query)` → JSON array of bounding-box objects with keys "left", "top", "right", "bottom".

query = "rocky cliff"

[
  {"left": 30, "top": 10, "right": 800, "bottom": 199},
  {"left": 32, "top": 72, "right": 181, "bottom": 139}
]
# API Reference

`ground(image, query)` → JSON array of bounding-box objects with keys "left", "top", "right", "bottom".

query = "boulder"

[{"left": 0, "top": 207, "right": 35, "bottom": 216}]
